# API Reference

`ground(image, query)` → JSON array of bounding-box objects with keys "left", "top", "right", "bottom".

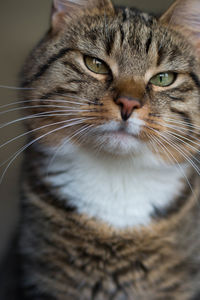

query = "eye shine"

[
  {"left": 84, "top": 55, "right": 110, "bottom": 75},
  {"left": 150, "top": 72, "right": 176, "bottom": 87}
]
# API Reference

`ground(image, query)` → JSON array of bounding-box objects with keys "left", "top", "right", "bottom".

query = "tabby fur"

[{"left": 18, "top": 0, "right": 200, "bottom": 299}]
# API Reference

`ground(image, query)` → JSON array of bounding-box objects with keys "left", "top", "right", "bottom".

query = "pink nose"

[{"left": 115, "top": 96, "right": 141, "bottom": 121}]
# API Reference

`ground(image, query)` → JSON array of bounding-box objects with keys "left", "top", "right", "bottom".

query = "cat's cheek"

[
  {"left": 135, "top": 104, "right": 150, "bottom": 123},
  {"left": 24, "top": 120, "right": 85, "bottom": 148}
]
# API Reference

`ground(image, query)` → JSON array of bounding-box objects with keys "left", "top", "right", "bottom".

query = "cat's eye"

[
  {"left": 150, "top": 72, "right": 176, "bottom": 87},
  {"left": 84, "top": 56, "right": 110, "bottom": 75}
]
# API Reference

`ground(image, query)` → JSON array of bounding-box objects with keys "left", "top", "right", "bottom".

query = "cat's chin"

[
  {"left": 93, "top": 131, "right": 145, "bottom": 156},
  {"left": 88, "top": 119, "right": 147, "bottom": 156}
]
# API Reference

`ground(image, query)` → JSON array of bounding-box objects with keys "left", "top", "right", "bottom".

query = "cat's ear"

[
  {"left": 52, "top": 0, "right": 114, "bottom": 32},
  {"left": 160, "top": 0, "right": 200, "bottom": 53}
]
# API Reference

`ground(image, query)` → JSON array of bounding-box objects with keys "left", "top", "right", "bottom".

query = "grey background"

[{"left": 0, "top": 0, "right": 174, "bottom": 264}]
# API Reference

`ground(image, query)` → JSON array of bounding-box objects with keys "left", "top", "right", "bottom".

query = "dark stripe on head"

[
  {"left": 142, "top": 15, "right": 154, "bottom": 27},
  {"left": 190, "top": 72, "right": 200, "bottom": 89},
  {"left": 119, "top": 25, "right": 125, "bottom": 46},
  {"left": 134, "top": 37, "right": 142, "bottom": 51},
  {"left": 106, "top": 30, "right": 116, "bottom": 55},
  {"left": 121, "top": 8, "right": 128, "bottom": 22},
  {"left": 168, "top": 45, "right": 181, "bottom": 62},
  {"left": 63, "top": 61, "right": 84, "bottom": 76},
  {"left": 88, "top": 30, "right": 97, "bottom": 42},
  {"left": 22, "top": 48, "right": 72, "bottom": 87},
  {"left": 145, "top": 31, "right": 152, "bottom": 54},
  {"left": 157, "top": 46, "right": 167, "bottom": 67}
]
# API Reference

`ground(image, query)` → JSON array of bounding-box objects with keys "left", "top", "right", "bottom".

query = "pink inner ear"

[
  {"left": 52, "top": 0, "right": 114, "bottom": 32},
  {"left": 53, "top": 0, "right": 69, "bottom": 13},
  {"left": 53, "top": 0, "right": 114, "bottom": 15},
  {"left": 161, "top": 0, "right": 200, "bottom": 53},
  {"left": 52, "top": 0, "right": 88, "bottom": 32},
  {"left": 53, "top": 0, "right": 86, "bottom": 13}
]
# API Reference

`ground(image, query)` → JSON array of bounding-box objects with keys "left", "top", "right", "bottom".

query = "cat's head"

[{"left": 21, "top": 0, "right": 200, "bottom": 163}]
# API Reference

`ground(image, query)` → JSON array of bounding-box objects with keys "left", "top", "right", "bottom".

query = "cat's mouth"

[
  {"left": 95, "top": 119, "right": 144, "bottom": 138},
  {"left": 102, "top": 128, "right": 139, "bottom": 139},
  {"left": 89, "top": 119, "right": 146, "bottom": 155}
]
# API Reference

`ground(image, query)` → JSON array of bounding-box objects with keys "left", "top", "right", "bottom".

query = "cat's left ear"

[
  {"left": 52, "top": 0, "right": 114, "bottom": 32},
  {"left": 160, "top": 0, "right": 200, "bottom": 53}
]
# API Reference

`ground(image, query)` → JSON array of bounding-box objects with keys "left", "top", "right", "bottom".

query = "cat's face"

[{"left": 22, "top": 0, "right": 200, "bottom": 162}]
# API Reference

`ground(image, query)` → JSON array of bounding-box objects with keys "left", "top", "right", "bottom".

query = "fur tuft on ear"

[
  {"left": 160, "top": 0, "right": 200, "bottom": 53},
  {"left": 52, "top": 0, "right": 114, "bottom": 32}
]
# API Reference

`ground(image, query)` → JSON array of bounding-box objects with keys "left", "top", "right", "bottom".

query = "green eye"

[
  {"left": 150, "top": 72, "right": 176, "bottom": 87},
  {"left": 84, "top": 56, "right": 110, "bottom": 75}
]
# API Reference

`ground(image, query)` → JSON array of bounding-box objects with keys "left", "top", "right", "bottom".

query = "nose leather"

[{"left": 115, "top": 96, "right": 141, "bottom": 121}]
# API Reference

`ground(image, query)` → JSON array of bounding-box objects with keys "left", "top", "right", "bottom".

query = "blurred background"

[{"left": 0, "top": 0, "right": 173, "bottom": 296}]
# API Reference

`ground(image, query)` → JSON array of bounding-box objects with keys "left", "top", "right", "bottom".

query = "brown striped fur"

[
  {"left": 18, "top": 0, "right": 200, "bottom": 299},
  {"left": 20, "top": 157, "right": 200, "bottom": 300}
]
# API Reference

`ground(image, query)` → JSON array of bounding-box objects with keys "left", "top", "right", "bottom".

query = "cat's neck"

[{"left": 41, "top": 142, "right": 187, "bottom": 229}]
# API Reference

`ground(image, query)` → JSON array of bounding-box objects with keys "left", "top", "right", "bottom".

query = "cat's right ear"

[
  {"left": 160, "top": 0, "right": 200, "bottom": 54},
  {"left": 51, "top": 0, "right": 66, "bottom": 32},
  {"left": 52, "top": 0, "right": 114, "bottom": 33}
]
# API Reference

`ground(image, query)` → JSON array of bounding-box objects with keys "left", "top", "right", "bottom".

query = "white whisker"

[
  {"left": 46, "top": 123, "right": 95, "bottom": 178},
  {"left": 0, "top": 99, "right": 87, "bottom": 109},
  {"left": 0, "top": 110, "right": 92, "bottom": 129},
  {"left": 54, "top": 93, "right": 94, "bottom": 105},
  {"left": 149, "top": 114, "right": 200, "bottom": 130},
  {"left": 160, "top": 132, "right": 200, "bottom": 175},
  {"left": 159, "top": 130, "right": 200, "bottom": 175},
  {"left": 163, "top": 116, "right": 200, "bottom": 130},
  {"left": 146, "top": 126, "right": 196, "bottom": 199},
  {"left": 151, "top": 119, "right": 200, "bottom": 146},
  {"left": 163, "top": 128, "right": 200, "bottom": 151},
  {"left": 146, "top": 132, "right": 160, "bottom": 155},
  {"left": 0, "top": 85, "right": 34, "bottom": 90},
  {"left": 0, "top": 117, "right": 95, "bottom": 184},
  {"left": 0, "top": 118, "right": 89, "bottom": 150},
  {"left": 163, "top": 123, "right": 200, "bottom": 140},
  {"left": 0, "top": 105, "right": 91, "bottom": 115},
  {"left": 148, "top": 125, "right": 200, "bottom": 176}
]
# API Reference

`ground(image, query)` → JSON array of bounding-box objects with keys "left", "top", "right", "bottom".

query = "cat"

[{"left": 16, "top": 0, "right": 200, "bottom": 299}]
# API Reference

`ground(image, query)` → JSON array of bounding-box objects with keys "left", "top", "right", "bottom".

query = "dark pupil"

[
  {"left": 94, "top": 59, "right": 101, "bottom": 68},
  {"left": 160, "top": 74, "right": 167, "bottom": 82}
]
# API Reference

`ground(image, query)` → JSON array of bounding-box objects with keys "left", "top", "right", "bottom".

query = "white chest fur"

[{"left": 44, "top": 144, "right": 186, "bottom": 229}]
